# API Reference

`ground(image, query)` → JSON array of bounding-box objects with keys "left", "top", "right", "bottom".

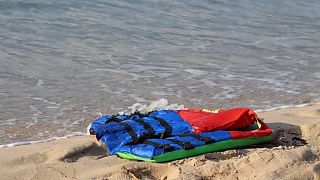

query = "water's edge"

[{"left": 1, "top": 100, "right": 316, "bottom": 148}]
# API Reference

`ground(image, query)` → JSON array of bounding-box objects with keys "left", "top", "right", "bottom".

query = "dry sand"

[{"left": 1, "top": 103, "right": 320, "bottom": 180}]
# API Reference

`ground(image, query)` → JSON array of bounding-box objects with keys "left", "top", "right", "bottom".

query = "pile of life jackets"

[{"left": 89, "top": 108, "right": 272, "bottom": 162}]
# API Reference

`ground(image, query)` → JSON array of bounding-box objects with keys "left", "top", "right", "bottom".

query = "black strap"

[
  {"left": 121, "top": 123, "right": 139, "bottom": 143},
  {"left": 105, "top": 115, "right": 125, "bottom": 123},
  {"left": 178, "top": 134, "right": 215, "bottom": 144},
  {"left": 107, "top": 116, "right": 157, "bottom": 142},
  {"left": 166, "top": 139, "right": 194, "bottom": 150},
  {"left": 151, "top": 116, "right": 172, "bottom": 138},
  {"left": 135, "top": 118, "right": 156, "bottom": 138},
  {"left": 107, "top": 117, "right": 139, "bottom": 143},
  {"left": 105, "top": 113, "right": 172, "bottom": 142},
  {"left": 107, "top": 117, "right": 123, "bottom": 123},
  {"left": 143, "top": 140, "right": 174, "bottom": 152},
  {"left": 121, "top": 111, "right": 155, "bottom": 119}
]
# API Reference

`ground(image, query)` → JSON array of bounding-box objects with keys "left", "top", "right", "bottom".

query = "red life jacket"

[{"left": 177, "top": 108, "right": 258, "bottom": 134}]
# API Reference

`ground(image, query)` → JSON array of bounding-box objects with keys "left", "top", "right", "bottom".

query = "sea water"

[{"left": 0, "top": 0, "right": 320, "bottom": 145}]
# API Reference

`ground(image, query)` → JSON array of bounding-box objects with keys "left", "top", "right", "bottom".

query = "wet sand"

[{"left": 0, "top": 102, "right": 319, "bottom": 180}]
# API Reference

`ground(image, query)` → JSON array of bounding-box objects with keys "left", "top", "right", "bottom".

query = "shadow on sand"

[{"left": 264, "top": 122, "right": 307, "bottom": 147}]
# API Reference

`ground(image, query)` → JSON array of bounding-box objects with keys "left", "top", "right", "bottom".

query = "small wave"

[
  {"left": 0, "top": 132, "right": 86, "bottom": 148},
  {"left": 254, "top": 103, "right": 312, "bottom": 113},
  {"left": 118, "top": 98, "right": 318, "bottom": 117}
]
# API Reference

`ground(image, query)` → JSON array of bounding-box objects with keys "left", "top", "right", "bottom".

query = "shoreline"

[
  {"left": 0, "top": 102, "right": 319, "bottom": 179},
  {"left": 0, "top": 100, "right": 318, "bottom": 148}
]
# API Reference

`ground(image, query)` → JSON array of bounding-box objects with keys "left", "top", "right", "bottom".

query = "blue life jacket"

[
  {"left": 90, "top": 110, "right": 193, "bottom": 155},
  {"left": 116, "top": 130, "right": 232, "bottom": 159}
]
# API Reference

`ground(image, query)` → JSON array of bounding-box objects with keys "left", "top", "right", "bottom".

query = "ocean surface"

[{"left": 1, "top": 0, "right": 320, "bottom": 145}]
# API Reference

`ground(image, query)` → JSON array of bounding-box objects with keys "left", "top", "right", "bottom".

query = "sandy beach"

[
  {"left": 0, "top": 103, "right": 319, "bottom": 180},
  {"left": 1, "top": 1, "right": 320, "bottom": 179}
]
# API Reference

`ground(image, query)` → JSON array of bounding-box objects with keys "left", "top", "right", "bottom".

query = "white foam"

[
  {"left": 254, "top": 103, "right": 311, "bottom": 113},
  {"left": 121, "top": 98, "right": 315, "bottom": 116},
  {"left": 69, "top": 117, "right": 85, "bottom": 126},
  {"left": 36, "top": 79, "right": 44, "bottom": 87},
  {"left": 118, "top": 98, "right": 185, "bottom": 115},
  {"left": 86, "top": 123, "right": 92, "bottom": 135},
  {"left": 2, "top": 118, "right": 17, "bottom": 126},
  {"left": 184, "top": 68, "right": 208, "bottom": 76},
  {"left": 0, "top": 132, "right": 86, "bottom": 148},
  {"left": 200, "top": 79, "right": 217, "bottom": 87},
  {"left": 128, "top": 94, "right": 147, "bottom": 102},
  {"left": 32, "top": 97, "right": 61, "bottom": 106},
  {"left": 212, "top": 86, "right": 239, "bottom": 100}
]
